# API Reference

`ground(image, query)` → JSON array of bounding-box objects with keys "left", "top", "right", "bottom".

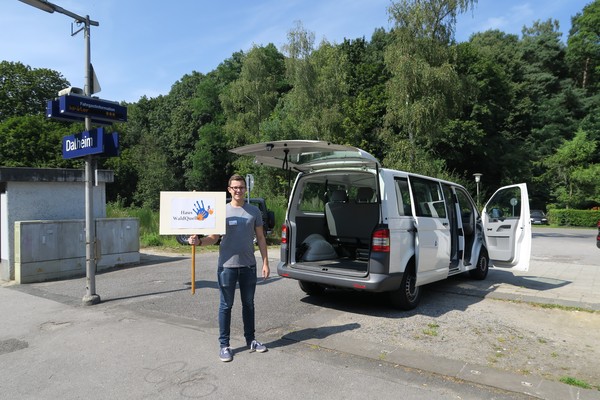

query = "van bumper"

[{"left": 277, "top": 261, "right": 403, "bottom": 292}]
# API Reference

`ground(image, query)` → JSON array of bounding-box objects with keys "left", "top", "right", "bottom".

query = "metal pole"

[
  {"left": 18, "top": 0, "right": 101, "bottom": 305},
  {"left": 473, "top": 173, "right": 482, "bottom": 210},
  {"left": 82, "top": 16, "right": 100, "bottom": 306}
]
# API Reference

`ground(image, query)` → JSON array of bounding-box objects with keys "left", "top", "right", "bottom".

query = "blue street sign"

[
  {"left": 103, "top": 132, "right": 119, "bottom": 157},
  {"left": 62, "top": 128, "right": 105, "bottom": 159},
  {"left": 62, "top": 129, "right": 120, "bottom": 159},
  {"left": 58, "top": 94, "right": 127, "bottom": 122},
  {"left": 46, "top": 100, "right": 110, "bottom": 125}
]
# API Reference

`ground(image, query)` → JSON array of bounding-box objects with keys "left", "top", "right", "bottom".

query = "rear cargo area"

[{"left": 289, "top": 170, "right": 380, "bottom": 275}]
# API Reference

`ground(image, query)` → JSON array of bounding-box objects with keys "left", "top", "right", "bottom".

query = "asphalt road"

[{"left": 6, "top": 226, "right": 599, "bottom": 399}]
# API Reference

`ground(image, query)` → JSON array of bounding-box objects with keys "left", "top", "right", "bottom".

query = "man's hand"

[
  {"left": 262, "top": 263, "right": 270, "bottom": 280},
  {"left": 188, "top": 235, "right": 199, "bottom": 246}
]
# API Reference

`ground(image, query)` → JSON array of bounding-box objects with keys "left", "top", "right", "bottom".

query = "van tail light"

[
  {"left": 372, "top": 228, "right": 390, "bottom": 252},
  {"left": 281, "top": 224, "right": 288, "bottom": 244}
]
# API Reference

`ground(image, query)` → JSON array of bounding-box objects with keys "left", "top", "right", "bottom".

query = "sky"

[{"left": 1, "top": 0, "right": 593, "bottom": 104}]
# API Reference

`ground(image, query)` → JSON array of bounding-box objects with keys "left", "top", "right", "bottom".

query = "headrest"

[
  {"left": 330, "top": 189, "right": 348, "bottom": 203},
  {"left": 356, "top": 187, "right": 374, "bottom": 203}
]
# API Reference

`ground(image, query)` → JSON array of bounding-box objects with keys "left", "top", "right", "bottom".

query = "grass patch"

[
  {"left": 423, "top": 323, "right": 439, "bottom": 337},
  {"left": 560, "top": 376, "right": 594, "bottom": 390},
  {"left": 494, "top": 298, "right": 597, "bottom": 314}
]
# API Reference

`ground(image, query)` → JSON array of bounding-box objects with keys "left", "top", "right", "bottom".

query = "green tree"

[
  {"left": 383, "top": 0, "right": 476, "bottom": 172},
  {"left": 220, "top": 44, "right": 286, "bottom": 148},
  {"left": 566, "top": 0, "right": 600, "bottom": 91},
  {"left": 339, "top": 29, "right": 390, "bottom": 159},
  {"left": 163, "top": 72, "right": 208, "bottom": 189},
  {"left": 0, "top": 61, "right": 69, "bottom": 122},
  {"left": 277, "top": 21, "right": 318, "bottom": 139},
  {"left": 542, "top": 129, "right": 599, "bottom": 208},
  {"left": 443, "top": 34, "right": 515, "bottom": 184},
  {"left": 186, "top": 123, "right": 230, "bottom": 191},
  {"left": 132, "top": 132, "right": 177, "bottom": 209},
  {"left": 0, "top": 115, "right": 76, "bottom": 168},
  {"left": 305, "top": 41, "right": 350, "bottom": 143},
  {"left": 278, "top": 22, "right": 353, "bottom": 142},
  {"left": 520, "top": 19, "right": 587, "bottom": 206}
]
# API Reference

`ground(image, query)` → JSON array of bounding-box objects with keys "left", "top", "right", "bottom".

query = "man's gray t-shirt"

[{"left": 218, "top": 202, "right": 263, "bottom": 268}]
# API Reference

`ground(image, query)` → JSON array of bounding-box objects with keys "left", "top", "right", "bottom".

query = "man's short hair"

[{"left": 228, "top": 174, "right": 246, "bottom": 187}]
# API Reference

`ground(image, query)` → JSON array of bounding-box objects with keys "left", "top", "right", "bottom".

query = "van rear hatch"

[{"left": 230, "top": 140, "right": 380, "bottom": 171}]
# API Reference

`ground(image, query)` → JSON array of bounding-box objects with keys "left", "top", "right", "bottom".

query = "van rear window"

[{"left": 298, "top": 182, "right": 326, "bottom": 212}]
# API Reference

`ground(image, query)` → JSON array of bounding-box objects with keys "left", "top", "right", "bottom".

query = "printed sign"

[
  {"left": 59, "top": 94, "right": 128, "bottom": 122},
  {"left": 62, "top": 128, "right": 104, "bottom": 159},
  {"left": 47, "top": 99, "right": 110, "bottom": 125},
  {"left": 159, "top": 191, "right": 226, "bottom": 235}
]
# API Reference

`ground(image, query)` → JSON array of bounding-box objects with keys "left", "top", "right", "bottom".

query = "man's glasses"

[{"left": 229, "top": 186, "right": 246, "bottom": 191}]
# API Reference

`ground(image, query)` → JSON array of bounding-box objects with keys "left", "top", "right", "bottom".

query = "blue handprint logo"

[{"left": 192, "top": 200, "right": 213, "bottom": 221}]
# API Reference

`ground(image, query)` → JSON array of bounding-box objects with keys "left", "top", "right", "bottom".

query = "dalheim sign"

[
  {"left": 46, "top": 94, "right": 127, "bottom": 159},
  {"left": 62, "top": 127, "right": 119, "bottom": 159}
]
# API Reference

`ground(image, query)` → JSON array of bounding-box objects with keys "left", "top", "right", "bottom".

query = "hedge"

[{"left": 547, "top": 209, "right": 600, "bottom": 227}]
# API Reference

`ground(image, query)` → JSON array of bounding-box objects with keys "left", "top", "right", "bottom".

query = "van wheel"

[
  {"left": 469, "top": 248, "right": 489, "bottom": 280},
  {"left": 299, "top": 281, "right": 325, "bottom": 296},
  {"left": 389, "top": 266, "right": 421, "bottom": 310}
]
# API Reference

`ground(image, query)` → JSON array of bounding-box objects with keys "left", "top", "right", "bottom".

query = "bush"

[
  {"left": 547, "top": 209, "right": 600, "bottom": 227},
  {"left": 142, "top": 233, "right": 163, "bottom": 247}
]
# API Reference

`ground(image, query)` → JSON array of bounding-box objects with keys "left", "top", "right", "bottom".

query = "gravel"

[{"left": 331, "top": 290, "right": 600, "bottom": 387}]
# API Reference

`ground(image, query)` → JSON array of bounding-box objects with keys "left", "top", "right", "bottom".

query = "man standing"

[{"left": 189, "top": 174, "right": 270, "bottom": 362}]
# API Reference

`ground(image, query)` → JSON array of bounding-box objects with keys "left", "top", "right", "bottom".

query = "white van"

[{"left": 231, "top": 140, "right": 532, "bottom": 310}]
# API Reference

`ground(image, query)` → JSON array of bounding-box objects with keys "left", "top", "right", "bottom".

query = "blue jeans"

[{"left": 217, "top": 265, "right": 257, "bottom": 348}]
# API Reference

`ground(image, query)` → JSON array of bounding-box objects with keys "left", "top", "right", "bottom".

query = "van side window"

[
  {"left": 394, "top": 178, "right": 412, "bottom": 216},
  {"left": 455, "top": 189, "right": 475, "bottom": 218},
  {"left": 486, "top": 186, "right": 522, "bottom": 221},
  {"left": 410, "top": 177, "right": 447, "bottom": 218},
  {"left": 455, "top": 188, "right": 475, "bottom": 235}
]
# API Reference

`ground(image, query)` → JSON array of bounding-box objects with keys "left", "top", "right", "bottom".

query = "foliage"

[
  {"left": 0, "top": 115, "right": 79, "bottom": 168},
  {"left": 0, "top": 61, "right": 69, "bottom": 122},
  {"left": 547, "top": 209, "right": 600, "bottom": 227},
  {"left": 566, "top": 0, "right": 600, "bottom": 92},
  {"left": 384, "top": 0, "right": 475, "bottom": 171},
  {"left": 541, "top": 129, "right": 600, "bottom": 208}
]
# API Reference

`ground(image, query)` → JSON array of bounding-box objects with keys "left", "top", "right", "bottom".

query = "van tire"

[
  {"left": 469, "top": 248, "right": 489, "bottom": 280},
  {"left": 299, "top": 281, "right": 325, "bottom": 296},
  {"left": 389, "top": 265, "right": 421, "bottom": 310}
]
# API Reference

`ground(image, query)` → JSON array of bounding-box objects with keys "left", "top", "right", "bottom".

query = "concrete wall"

[
  {"left": 14, "top": 218, "right": 139, "bottom": 284},
  {"left": 0, "top": 167, "right": 113, "bottom": 281}
]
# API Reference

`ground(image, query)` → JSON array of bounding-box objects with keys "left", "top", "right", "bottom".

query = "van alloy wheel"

[
  {"left": 469, "top": 248, "right": 489, "bottom": 280},
  {"left": 389, "top": 265, "right": 421, "bottom": 310}
]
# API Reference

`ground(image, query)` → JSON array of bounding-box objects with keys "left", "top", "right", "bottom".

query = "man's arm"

[
  {"left": 188, "top": 234, "right": 220, "bottom": 246},
  {"left": 254, "top": 225, "right": 270, "bottom": 279}
]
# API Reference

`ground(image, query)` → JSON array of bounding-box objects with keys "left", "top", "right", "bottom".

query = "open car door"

[{"left": 481, "top": 183, "right": 531, "bottom": 271}]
